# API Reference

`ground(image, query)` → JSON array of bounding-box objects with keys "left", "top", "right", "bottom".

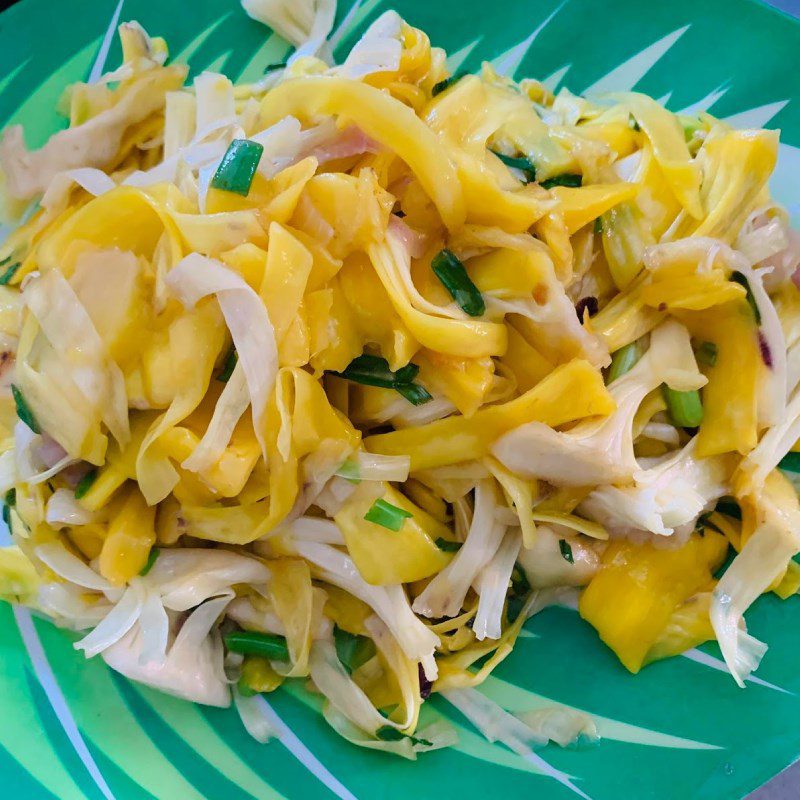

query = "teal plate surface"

[{"left": 0, "top": 1, "right": 799, "bottom": 798}]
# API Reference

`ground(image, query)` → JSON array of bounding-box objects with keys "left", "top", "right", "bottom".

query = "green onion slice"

[
  {"left": 139, "top": 547, "right": 160, "bottom": 576},
  {"left": 74, "top": 469, "right": 98, "bottom": 500},
  {"left": 336, "top": 459, "right": 361, "bottom": 484},
  {"left": 695, "top": 341, "right": 718, "bottom": 367},
  {"left": 5, "top": 489, "right": 15, "bottom": 507},
  {"left": 211, "top": 139, "right": 264, "bottom": 196},
  {"left": 331, "top": 354, "right": 432, "bottom": 406},
  {"left": 730, "top": 271, "right": 761, "bottom": 324},
  {"left": 364, "top": 498, "right": 413, "bottom": 531},
  {"left": 217, "top": 348, "right": 238, "bottom": 382},
  {"left": 431, "top": 71, "right": 466, "bottom": 96},
  {"left": 435, "top": 537, "right": 462, "bottom": 552},
  {"left": 0, "top": 260, "right": 20, "bottom": 286},
  {"left": 431, "top": 249, "right": 485, "bottom": 317},
  {"left": 490, "top": 150, "right": 536, "bottom": 183},
  {"left": 334, "top": 627, "right": 376, "bottom": 674},
  {"left": 540, "top": 173, "right": 582, "bottom": 190},
  {"left": 663, "top": 386, "right": 704, "bottom": 428},
  {"left": 559, "top": 539, "right": 574, "bottom": 564},
  {"left": 11, "top": 385, "right": 40, "bottom": 433},
  {"left": 606, "top": 341, "right": 642, "bottom": 384},
  {"left": 224, "top": 631, "right": 291, "bottom": 661},
  {"left": 395, "top": 382, "right": 433, "bottom": 406}
]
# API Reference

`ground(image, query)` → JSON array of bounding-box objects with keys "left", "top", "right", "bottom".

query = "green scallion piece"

[
  {"left": 559, "top": 539, "right": 574, "bottom": 564},
  {"left": 663, "top": 386, "right": 704, "bottom": 428},
  {"left": 264, "top": 61, "right": 287, "bottom": 74},
  {"left": 395, "top": 382, "right": 433, "bottom": 406},
  {"left": 540, "top": 173, "right": 582, "bottom": 190},
  {"left": 431, "top": 71, "right": 466, "bottom": 97},
  {"left": 74, "top": 469, "right": 97, "bottom": 500},
  {"left": 0, "top": 260, "right": 20, "bottom": 286},
  {"left": 217, "top": 348, "right": 237, "bottom": 382},
  {"left": 364, "top": 498, "right": 413, "bottom": 531},
  {"left": 695, "top": 340, "right": 718, "bottom": 367},
  {"left": 224, "top": 631, "right": 291, "bottom": 661},
  {"left": 431, "top": 249, "right": 485, "bottom": 317},
  {"left": 2, "top": 503, "right": 10, "bottom": 528},
  {"left": 332, "top": 354, "right": 432, "bottom": 406},
  {"left": 5, "top": 489, "right": 15, "bottom": 507},
  {"left": 139, "top": 547, "right": 160, "bottom": 576},
  {"left": 211, "top": 139, "right": 264, "bottom": 196},
  {"left": 11, "top": 385, "right": 40, "bottom": 433},
  {"left": 490, "top": 150, "right": 536, "bottom": 183},
  {"left": 730, "top": 271, "right": 761, "bottom": 324},
  {"left": 334, "top": 626, "right": 376, "bottom": 674},
  {"left": 336, "top": 459, "right": 361, "bottom": 484},
  {"left": 376, "top": 725, "right": 405, "bottom": 741},
  {"left": 593, "top": 217, "right": 603, "bottom": 234},
  {"left": 435, "top": 537, "right": 462, "bottom": 552},
  {"left": 606, "top": 342, "right": 641, "bottom": 384},
  {"left": 779, "top": 451, "right": 800, "bottom": 474},
  {"left": 334, "top": 354, "right": 397, "bottom": 388},
  {"left": 628, "top": 113, "right": 641, "bottom": 132}
]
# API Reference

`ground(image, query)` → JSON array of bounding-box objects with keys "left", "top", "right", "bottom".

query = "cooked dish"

[{"left": 1, "top": 0, "right": 799, "bottom": 759}]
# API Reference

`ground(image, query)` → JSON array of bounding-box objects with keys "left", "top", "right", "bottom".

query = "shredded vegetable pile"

[{"left": 1, "top": 0, "right": 800, "bottom": 758}]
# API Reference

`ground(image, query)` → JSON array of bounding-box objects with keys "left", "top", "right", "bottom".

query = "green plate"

[{"left": 1, "top": 1, "right": 799, "bottom": 798}]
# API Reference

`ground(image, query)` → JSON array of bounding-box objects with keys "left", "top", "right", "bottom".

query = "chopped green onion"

[
  {"left": 0, "top": 260, "right": 20, "bottom": 285},
  {"left": 332, "top": 354, "right": 431, "bottom": 406},
  {"left": 264, "top": 61, "right": 287, "bottom": 74},
  {"left": 540, "top": 173, "right": 582, "bottom": 190},
  {"left": 628, "top": 113, "right": 641, "bottom": 132},
  {"left": 695, "top": 341, "right": 718, "bottom": 367},
  {"left": 217, "top": 348, "right": 238, "bottom": 382},
  {"left": 779, "top": 451, "right": 800, "bottom": 474},
  {"left": 395, "top": 382, "right": 433, "bottom": 406},
  {"left": 606, "top": 341, "right": 642, "bottom": 384},
  {"left": 5, "top": 489, "right": 15, "bottom": 507},
  {"left": 435, "top": 537, "right": 462, "bottom": 552},
  {"left": 74, "top": 469, "right": 98, "bottom": 500},
  {"left": 224, "top": 631, "right": 291, "bottom": 661},
  {"left": 393, "top": 362, "right": 420, "bottom": 384},
  {"left": 139, "top": 547, "right": 160, "bottom": 576},
  {"left": 507, "top": 563, "right": 532, "bottom": 622},
  {"left": 11, "top": 385, "right": 40, "bottom": 433},
  {"left": 1, "top": 501, "right": 10, "bottom": 528},
  {"left": 662, "top": 386, "right": 704, "bottom": 428},
  {"left": 593, "top": 217, "right": 603, "bottom": 234},
  {"left": 334, "top": 353, "right": 398, "bottom": 388},
  {"left": 376, "top": 725, "right": 405, "bottom": 741},
  {"left": 431, "top": 249, "right": 485, "bottom": 317},
  {"left": 559, "top": 539, "right": 574, "bottom": 564},
  {"left": 490, "top": 150, "right": 536, "bottom": 183},
  {"left": 334, "top": 626, "right": 375, "bottom": 674},
  {"left": 431, "top": 71, "right": 466, "bottom": 96},
  {"left": 211, "top": 139, "right": 264, "bottom": 196},
  {"left": 364, "top": 498, "right": 413, "bottom": 531},
  {"left": 375, "top": 725, "right": 432, "bottom": 747},
  {"left": 730, "top": 271, "right": 761, "bottom": 324},
  {"left": 336, "top": 459, "right": 361, "bottom": 484}
]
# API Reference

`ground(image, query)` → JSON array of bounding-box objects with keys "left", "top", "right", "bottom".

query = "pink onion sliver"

[
  {"left": 310, "top": 126, "right": 380, "bottom": 165},
  {"left": 388, "top": 214, "right": 429, "bottom": 259}
]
